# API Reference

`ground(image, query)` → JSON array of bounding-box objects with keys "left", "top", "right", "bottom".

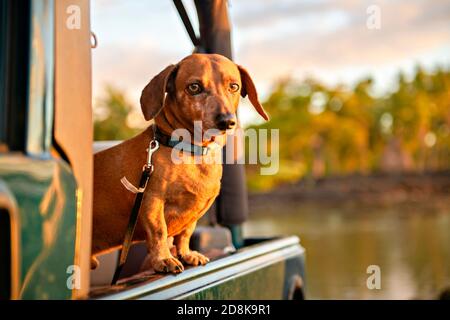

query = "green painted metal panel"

[
  {"left": 0, "top": 0, "right": 79, "bottom": 299},
  {"left": 185, "top": 261, "right": 286, "bottom": 300},
  {"left": 0, "top": 0, "right": 77, "bottom": 299},
  {"left": 0, "top": 155, "right": 78, "bottom": 299}
]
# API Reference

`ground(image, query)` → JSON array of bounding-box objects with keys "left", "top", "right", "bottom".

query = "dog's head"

[{"left": 140, "top": 54, "right": 268, "bottom": 139}]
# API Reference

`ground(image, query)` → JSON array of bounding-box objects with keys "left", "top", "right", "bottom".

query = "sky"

[{"left": 91, "top": 0, "right": 450, "bottom": 126}]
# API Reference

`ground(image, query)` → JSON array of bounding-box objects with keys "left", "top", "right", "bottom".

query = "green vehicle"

[{"left": 0, "top": 0, "right": 306, "bottom": 300}]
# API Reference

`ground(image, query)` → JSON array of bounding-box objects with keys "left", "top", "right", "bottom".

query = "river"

[{"left": 245, "top": 198, "right": 450, "bottom": 299}]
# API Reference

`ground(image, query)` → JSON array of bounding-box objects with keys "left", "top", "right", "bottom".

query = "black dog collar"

[{"left": 154, "top": 126, "right": 210, "bottom": 156}]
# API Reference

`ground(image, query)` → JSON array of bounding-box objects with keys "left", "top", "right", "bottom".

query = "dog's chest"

[
  {"left": 160, "top": 160, "right": 221, "bottom": 231},
  {"left": 169, "top": 162, "right": 222, "bottom": 200},
  {"left": 149, "top": 149, "right": 223, "bottom": 235},
  {"left": 155, "top": 149, "right": 223, "bottom": 198}
]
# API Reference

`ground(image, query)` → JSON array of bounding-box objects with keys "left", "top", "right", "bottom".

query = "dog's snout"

[{"left": 215, "top": 113, "right": 236, "bottom": 130}]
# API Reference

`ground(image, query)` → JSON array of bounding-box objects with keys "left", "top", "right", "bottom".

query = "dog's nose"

[{"left": 216, "top": 113, "right": 236, "bottom": 131}]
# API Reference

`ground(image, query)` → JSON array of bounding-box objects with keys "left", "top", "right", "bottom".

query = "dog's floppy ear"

[
  {"left": 237, "top": 65, "right": 269, "bottom": 121},
  {"left": 140, "top": 64, "right": 178, "bottom": 121}
]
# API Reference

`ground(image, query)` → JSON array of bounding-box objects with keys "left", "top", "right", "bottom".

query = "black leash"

[
  {"left": 111, "top": 139, "right": 159, "bottom": 285},
  {"left": 111, "top": 126, "right": 212, "bottom": 284}
]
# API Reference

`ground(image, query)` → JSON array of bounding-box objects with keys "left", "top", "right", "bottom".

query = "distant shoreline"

[{"left": 249, "top": 171, "right": 450, "bottom": 209}]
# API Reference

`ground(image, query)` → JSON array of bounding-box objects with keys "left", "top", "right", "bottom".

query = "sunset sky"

[{"left": 91, "top": 0, "right": 450, "bottom": 126}]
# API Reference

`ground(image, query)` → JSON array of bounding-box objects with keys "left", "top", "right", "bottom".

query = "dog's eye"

[
  {"left": 229, "top": 83, "right": 240, "bottom": 93},
  {"left": 186, "top": 83, "right": 203, "bottom": 95}
]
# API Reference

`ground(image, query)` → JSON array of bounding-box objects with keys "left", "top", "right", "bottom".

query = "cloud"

[
  {"left": 92, "top": 43, "right": 186, "bottom": 108},
  {"left": 91, "top": 0, "right": 195, "bottom": 106},
  {"left": 91, "top": 0, "right": 450, "bottom": 105},
  {"left": 230, "top": 0, "right": 450, "bottom": 90}
]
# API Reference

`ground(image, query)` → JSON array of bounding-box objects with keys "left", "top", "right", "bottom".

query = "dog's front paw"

[
  {"left": 179, "top": 251, "right": 210, "bottom": 266},
  {"left": 153, "top": 256, "right": 184, "bottom": 274}
]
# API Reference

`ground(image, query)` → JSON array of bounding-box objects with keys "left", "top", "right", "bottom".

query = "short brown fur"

[{"left": 92, "top": 54, "right": 268, "bottom": 273}]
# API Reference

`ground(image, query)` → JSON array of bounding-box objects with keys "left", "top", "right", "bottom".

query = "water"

[{"left": 244, "top": 199, "right": 450, "bottom": 299}]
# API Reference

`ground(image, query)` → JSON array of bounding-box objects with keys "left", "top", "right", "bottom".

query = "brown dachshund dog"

[{"left": 91, "top": 53, "right": 268, "bottom": 274}]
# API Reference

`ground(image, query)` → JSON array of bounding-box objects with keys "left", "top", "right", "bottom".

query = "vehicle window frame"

[
  {"left": 25, "top": 0, "right": 55, "bottom": 156},
  {"left": 0, "top": 0, "right": 54, "bottom": 156},
  {"left": 0, "top": 0, "right": 32, "bottom": 153}
]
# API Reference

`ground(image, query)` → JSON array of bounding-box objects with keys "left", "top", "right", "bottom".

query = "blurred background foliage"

[
  {"left": 94, "top": 67, "right": 450, "bottom": 192},
  {"left": 247, "top": 66, "right": 450, "bottom": 191},
  {"left": 93, "top": 85, "right": 140, "bottom": 141}
]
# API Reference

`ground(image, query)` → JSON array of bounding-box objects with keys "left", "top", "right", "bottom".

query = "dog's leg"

[
  {"left": 141, "top": 198, "right": 184, "bottom": 273},
  {"left": 174, "top": 221, "right": 210, "bottom": 266}
]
